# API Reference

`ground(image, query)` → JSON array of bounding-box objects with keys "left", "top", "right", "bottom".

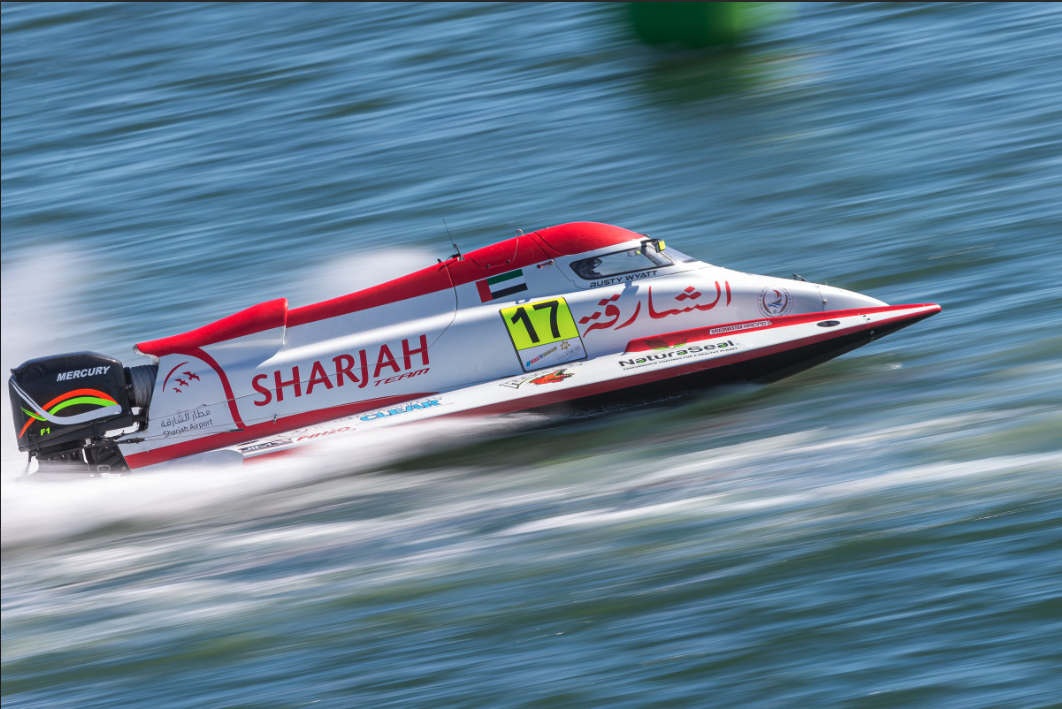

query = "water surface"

[{"left": 3, "top": 3, "right": 1060, "bottom": 707}]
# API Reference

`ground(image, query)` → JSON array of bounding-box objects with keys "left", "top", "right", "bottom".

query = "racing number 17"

[
  {"left": 499, "top": 297, "right": 580, "bottom": 352},
  {"left": 509, "top": 300, "right": 560, "bottom": 344}
]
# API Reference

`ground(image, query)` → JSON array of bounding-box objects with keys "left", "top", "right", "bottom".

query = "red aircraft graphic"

[
  {"left": 183, "top": 372, "right": 200, "bottom": 381},
  {"left": 176, "top": 378, "right": 189, "bottom": 387},
  {"left": 531, "top": 369, "right": 574, "bottom": 385}
]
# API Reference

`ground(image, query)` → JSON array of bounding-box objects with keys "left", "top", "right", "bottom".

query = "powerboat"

[{"left": 9, "top": 222, "right": 940, "bottom": 473}]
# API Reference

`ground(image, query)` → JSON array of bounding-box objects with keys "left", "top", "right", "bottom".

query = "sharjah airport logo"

[{"left": 758, "top": 286, "right": 793, "bottom": 317}]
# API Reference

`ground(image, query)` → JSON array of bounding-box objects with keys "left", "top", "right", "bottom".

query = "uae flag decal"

[{"left": 477, "top": 269, "right": 528, "bottom": 302}]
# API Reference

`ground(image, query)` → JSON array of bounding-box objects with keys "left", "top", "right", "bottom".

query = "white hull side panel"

[{"left": 214, "top": 304, "right": 936, "bottom": 465}]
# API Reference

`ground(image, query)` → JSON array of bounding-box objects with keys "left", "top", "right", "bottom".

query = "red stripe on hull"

[
  {"left": 457, "top": 305, "right": 939, "bottom": 417},
  {"left": 624, "top": 304, "right": 941, "bottom": 353},
  {"left": 137, "top": 299, "right": 287, "bottom": 358},
  {"left": 141, "top": 346, "right": 249, "bottom": 430}
]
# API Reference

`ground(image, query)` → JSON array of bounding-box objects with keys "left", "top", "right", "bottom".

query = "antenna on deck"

[{"left": 443, "top": 218, "right": 463, "bottom": 261}]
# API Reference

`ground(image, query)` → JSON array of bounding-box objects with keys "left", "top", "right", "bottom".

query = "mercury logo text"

[{"left": 57, "top": 366, "right": 111, "bottom": 381}]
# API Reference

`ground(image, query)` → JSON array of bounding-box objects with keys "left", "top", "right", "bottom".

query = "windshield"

[
  {"left": 659, "top": 246, "right": 700, "bottom": 264},
  {"left": 570, "top": 247, "right": 673, "bottom": 280}
]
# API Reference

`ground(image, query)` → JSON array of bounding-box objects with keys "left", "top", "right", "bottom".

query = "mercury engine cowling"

[{"left": 9, "top": 352, "right": 155, "bottom": 473}]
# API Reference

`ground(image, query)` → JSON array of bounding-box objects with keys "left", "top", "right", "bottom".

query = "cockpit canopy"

[{"left": 570, "top": 243, "right": 673, "bottom": 280}]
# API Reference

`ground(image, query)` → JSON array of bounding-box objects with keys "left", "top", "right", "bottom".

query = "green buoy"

[{"left": 630, "top": 2, "right": 791, "bottom": 49}]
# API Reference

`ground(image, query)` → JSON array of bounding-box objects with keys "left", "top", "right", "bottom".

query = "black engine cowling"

[{"left": 9, "top": 352, "right": 139, "bottom": 472}]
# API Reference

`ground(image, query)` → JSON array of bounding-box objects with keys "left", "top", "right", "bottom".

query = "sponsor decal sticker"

[
  {"left": 709, "top": 320, "right": 771, "bottom": 336},
  {"left": 238, "top": 438, "right": 294, "bottom": 454},
  {"left": 500, "top": 367, "right": 577, "bottom": 389},
  {"left": 758, "top": 286, "right": 793, "bottom": 317},
  {"left": 294, "top": 427, "right": 354, "bottom": 442},
  {"left": 618, "top": 340, "right": 739, "bottom": 372},
  {"left": 359, "top": 397, "right": 442, "bottom": 422},
  {"left": 525, "top": 345, "right": 559, "bottom": 367},
  {"left": 477, "top": 269, "right": 528, "bottom": 303},
  {"left": 267, "top": 424, "right": 358, "bottom": 444},
  {"left": 518, "top": 337, "right": 585, "bottom": 371},
  {"left": 159, "top": 406, "right": 215, "bottom": 439}
]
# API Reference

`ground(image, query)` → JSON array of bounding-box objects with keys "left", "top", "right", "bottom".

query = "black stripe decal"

[{"left": 492, "top": 283, "right": 529, "bottom": 300}]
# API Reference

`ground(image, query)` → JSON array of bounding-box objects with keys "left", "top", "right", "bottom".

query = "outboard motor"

[{"left": 9, "top": 352, "right": 156, "bottom": 474}]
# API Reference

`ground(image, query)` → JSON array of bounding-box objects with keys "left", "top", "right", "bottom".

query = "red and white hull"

[
  {"left": 216, "top": 302, "right": 940, "bottom": 465},
  {"left": 9, "top": 222, "right": 940, "bottom": 473}
]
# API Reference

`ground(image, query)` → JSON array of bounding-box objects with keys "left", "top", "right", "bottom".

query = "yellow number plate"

[
  {"left": 500, "top": 297, "right": 587, "bottom": 372},
  {"left": 500, "top": 298, "right": 579, "bottom": 350}
]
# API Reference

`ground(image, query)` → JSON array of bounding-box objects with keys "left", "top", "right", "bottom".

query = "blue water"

[{"left": 2, "top": 3, "right": 1061, "bottom": 707}]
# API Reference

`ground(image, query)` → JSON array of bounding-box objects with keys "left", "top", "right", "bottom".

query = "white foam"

[
  {"left": 0, "top": 248, "right": 520, "bottom": 546},
  {"left": 0, "top": 415, "right": 529, "bottom": 547},
  {"left": 498, "top": 446, "right": 1061, "bottom": 538}
]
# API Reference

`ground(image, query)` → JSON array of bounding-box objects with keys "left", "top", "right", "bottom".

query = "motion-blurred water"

[{"left": 3, "top": 3, "right": 1061, "bottom": 707}]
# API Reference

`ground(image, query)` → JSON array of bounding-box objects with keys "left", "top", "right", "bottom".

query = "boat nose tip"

[
  {"left": 817, "top": 283, "right": 888, "bottom": 311},
  {"left": 910, "top": 303, "right": 942, "bottom": 319},
  {"left": 890, "top": 303, "right": 942, "bottom": 328},
  {"left": 920, "top": 303, "right": 943, "bottom": 320}
]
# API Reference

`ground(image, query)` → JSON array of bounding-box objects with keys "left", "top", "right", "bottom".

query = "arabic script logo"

[
  {"left": 758, "top": 286, "right": 793, "bottom": 317},
  {"left": 579, "top": 281, "right": 733, "bottom": 337}
]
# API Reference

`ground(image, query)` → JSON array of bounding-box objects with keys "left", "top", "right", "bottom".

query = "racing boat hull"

[{"left": 9, "top": 222, "right": 940, "bottom": 473}]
